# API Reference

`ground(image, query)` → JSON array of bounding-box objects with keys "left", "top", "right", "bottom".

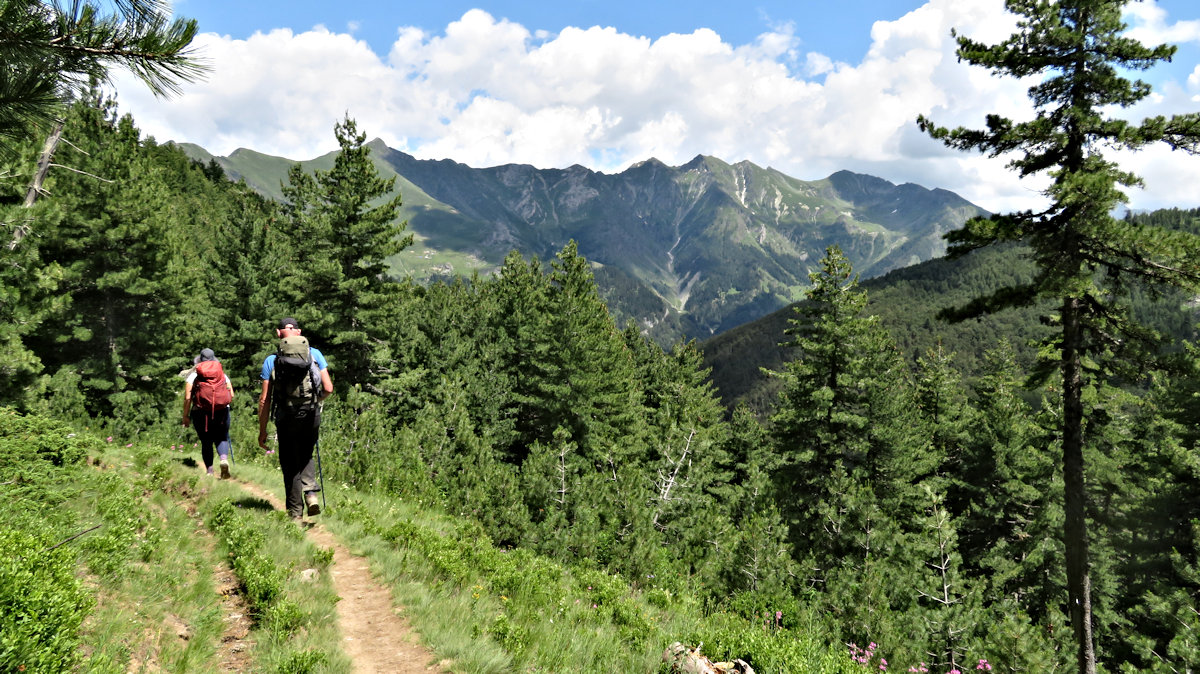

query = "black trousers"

[
  {"left": 191, "top": 407, "right": 230, "bottom": 470},
  {"left": 275, "top": 414, "right": 320, "bottom": 518}
]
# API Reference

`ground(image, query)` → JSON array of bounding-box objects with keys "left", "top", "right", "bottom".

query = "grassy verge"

[
  {"left": 317, "top": 488, "right": 859, "bottom": 673},
  {"left": 0, "top": 409, "right": 348, "bottom": 673},
  {"left": 3, "top": 408, "right": 860, "bottom": 673}
]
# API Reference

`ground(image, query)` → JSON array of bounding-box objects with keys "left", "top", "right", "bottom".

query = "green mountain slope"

[
  {"left": 703, "top": 217, "right": 1200, "bottom": 412},
  {"left": 189, "top": 140, "right": 987, "bottom": 344}
]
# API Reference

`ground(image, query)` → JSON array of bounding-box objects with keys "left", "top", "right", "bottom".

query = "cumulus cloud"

[
  {"left": 1124, "top": 0, "right": 1200, "bottom": 47},
  {"left": 111, "top": 0, "right": 1200, "bottom": 213}
]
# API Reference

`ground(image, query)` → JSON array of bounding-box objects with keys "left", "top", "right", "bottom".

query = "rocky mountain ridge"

[{"left": 180, "top": 140, "right": 987, "bottom": 344}]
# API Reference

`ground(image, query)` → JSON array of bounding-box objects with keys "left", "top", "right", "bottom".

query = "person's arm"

[
  {"left": 257, "top": 378, "right": 272, "bottom": 450},
  {"left": 226, "top": 375, "right": 235, "bottom": 400},
  {"left": 318, "top": 368, "right": 333, "bottom": 402},
  {"left": 182, "top": 381, "right": 193, "bottom": 427}
]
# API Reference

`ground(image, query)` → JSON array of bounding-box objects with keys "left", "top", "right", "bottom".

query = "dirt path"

[{"left": 237, "top": 480, "right": 447, "bottom": 673}]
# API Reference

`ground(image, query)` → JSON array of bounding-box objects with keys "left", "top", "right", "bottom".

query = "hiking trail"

[{"left": 236, "top": 479, "right": 448, "bottom": 674}]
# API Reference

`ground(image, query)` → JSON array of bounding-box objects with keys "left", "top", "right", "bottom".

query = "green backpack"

[{"left": 271, "top": 336, "right": 322, "bottom": 423}]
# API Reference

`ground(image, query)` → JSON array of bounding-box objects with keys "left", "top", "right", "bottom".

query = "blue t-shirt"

[{"left": 261, "top": 347, "right": 327, "bottom": 381}]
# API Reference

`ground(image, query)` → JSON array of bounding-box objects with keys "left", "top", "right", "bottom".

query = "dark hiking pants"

[
  {"left": 191, "top": 407, "right": 231, "bottom": 471},
  {"left": 275, "top": 415, "right": 320, "bottom": 519}
]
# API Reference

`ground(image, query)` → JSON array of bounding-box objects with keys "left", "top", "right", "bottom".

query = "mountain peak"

[{"left": 198, "top": 139, "right": 986, "bottom": 345}]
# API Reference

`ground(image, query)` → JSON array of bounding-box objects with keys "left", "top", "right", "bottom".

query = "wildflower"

[
  {"left": 125, "top": 443, "right": 132, "bottom": 447},
  {"left": 106, "top": 436, "right": 113, "bottom": 442},
  {"left": 976, "top": 660, "right": 992, "bottom": 671},
  {"left": 879, "top": 658, "right": 887, "bottom": 671}
]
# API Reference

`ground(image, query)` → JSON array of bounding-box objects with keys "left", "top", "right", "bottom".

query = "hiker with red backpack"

[
  {"left": 183, "top": 348, "right": 235, "bottom": 478},
  {"left": 257, "top": 317, "right": 333, "bottom": 523}
]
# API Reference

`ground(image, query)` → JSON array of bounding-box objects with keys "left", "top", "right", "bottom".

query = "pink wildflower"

[
  {"left": 976, "top": 660, "right": 992, "bottom": 671},
  {"left": 106, "top": 436, "right": 113, "bottom": 442}
]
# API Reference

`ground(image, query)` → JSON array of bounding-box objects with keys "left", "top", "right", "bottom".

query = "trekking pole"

[{"left": 226, "top": 408, "right": 234, "bottom": 465}]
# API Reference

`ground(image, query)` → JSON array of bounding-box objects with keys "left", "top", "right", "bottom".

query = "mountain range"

[{"left": 179, "top": 140, "right": 987, "bottom": 345}]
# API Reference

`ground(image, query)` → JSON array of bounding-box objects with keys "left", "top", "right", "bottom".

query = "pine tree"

[
  {"left": 278, "top": 115, "right": 412, "bottom": 390},
  {"left": 956, "top": 342, "right": 1063, "bottom": 620},
  {"left": 0, "top": 0, "right": 206, "bottom": 157},
  {"left": 720, "top": 404, "right": 796, "bottom": 599},
  {"left": 625, "top": 328, "right": 732, "bottom": 580},
  {"left": 769, "top": 245, "right": 912, "bottom": 567},
  {"left": 22, "top": 99, "right": 193, "bottom": 425},
  {"left": 918, "top": 3, "right": 1200, "bottom": 670}
]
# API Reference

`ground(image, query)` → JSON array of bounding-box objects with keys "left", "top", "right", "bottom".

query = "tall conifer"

[
  {"left": 918, "top": 2, "right": 1200, "bottom": 670},
  {"left": 279, "top": 116, "right": 411, "bottom": 390},
  {"left": 770, "top": 246, "right": 910, "bottom": 560}
]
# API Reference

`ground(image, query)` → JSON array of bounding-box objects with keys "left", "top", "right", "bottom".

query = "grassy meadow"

[{"left": 1, "top": 408, "right": 861, "bottom": 673}]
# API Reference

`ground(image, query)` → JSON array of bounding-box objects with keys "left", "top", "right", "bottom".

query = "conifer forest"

[{"left": 6, "top": 1, "right": 1200, "bottom": 672}]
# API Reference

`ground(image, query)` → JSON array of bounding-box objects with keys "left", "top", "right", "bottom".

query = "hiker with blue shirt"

[{"left": 258, "top": 317, "right": 333, "bottom": 522}]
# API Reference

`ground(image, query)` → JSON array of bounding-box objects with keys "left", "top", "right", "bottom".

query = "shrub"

[
  {"left": 263, "top": 600, "right": 306, "bottom": 639},
  {"left": 0, "top": 530, "right": 93, "bottom": 674},
  {"left": 0, "top": 407, "right": 91, "bottom": 468},
  {"left": 276, "top": 648, "right": 328, "bottom": 674}
]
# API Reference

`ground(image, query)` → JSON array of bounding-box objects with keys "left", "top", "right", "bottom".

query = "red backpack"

[{"left": 193, "top": 360, "right": 232, "bottom": 414}]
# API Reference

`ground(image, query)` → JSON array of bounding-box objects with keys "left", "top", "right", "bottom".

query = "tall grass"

[
  {"left": 320, "top": 488, "right": 859, "bottom": 673},
  {"left": 3, "top": 408, "right": 860, "bottom": 673}
]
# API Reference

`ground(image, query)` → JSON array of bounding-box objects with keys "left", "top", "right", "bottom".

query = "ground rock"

[{"left": 662, "top": 642, "right": 755, "bottom": 674}]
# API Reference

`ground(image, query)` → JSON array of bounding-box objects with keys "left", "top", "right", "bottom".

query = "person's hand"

[
  {"left": 182, "top": 417, "right": 190, "bottom": 428},
  {"left": 258, "top": 431, "right": 269, "bottom": 451}
]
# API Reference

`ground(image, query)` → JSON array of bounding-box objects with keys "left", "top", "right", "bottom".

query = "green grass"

[
  {"left": 316, "top": 488, "right": 859, "bottom": 673},
  {"left": 2, "top": 409, "right": 860, "bottom": 673}
]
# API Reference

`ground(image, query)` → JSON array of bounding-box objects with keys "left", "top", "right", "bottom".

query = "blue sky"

[
  {"left": 114, "top": 1, "right": 1200, "bottom": 212},
  {"left": 175, "top": 0, "right": 911, "bottom": 67}
]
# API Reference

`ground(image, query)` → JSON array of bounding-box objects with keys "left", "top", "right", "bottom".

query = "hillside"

[
  {"left": 0, "top": 408, "right": 859, "bottom": 673},
  {"left": 702, "top": 212, "right": 1200, "bottom": 412},
  {"left": 179, "top": 140, "right": 986, "bottom": 345},
  {"left": 11, "top": 104, "right": 1200, "bottom": 674}
]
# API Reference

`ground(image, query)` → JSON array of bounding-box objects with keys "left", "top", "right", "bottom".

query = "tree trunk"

[
  {"left": 1061, "top": 295, "right": 1097, "bottom": 674},
  {"left": 23, "top": 120, "right": 64, "bottom": 208},
  {"left": 7, "top": 121, "right": 64, "bottom": 250}
]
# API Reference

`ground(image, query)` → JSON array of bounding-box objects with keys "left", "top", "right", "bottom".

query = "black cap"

[{"left": 278, "top": 317, "right": 299, "bottom": 330}]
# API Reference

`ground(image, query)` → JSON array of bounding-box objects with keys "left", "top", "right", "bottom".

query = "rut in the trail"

[{"left": 236, "top": 480, "right": 448, "bottom": 674}]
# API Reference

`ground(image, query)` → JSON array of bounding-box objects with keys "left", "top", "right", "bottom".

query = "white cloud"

[
  {"left": 1125, "top": 1, "right": 1200, "bottom": 47},
  {"left": 111, "top": 0, "right": 1200, "bottom": 214}
]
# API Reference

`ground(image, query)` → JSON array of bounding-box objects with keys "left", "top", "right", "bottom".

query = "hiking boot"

[
  {"left": 219, "top": 458, "right": 230, "bottom": 479},
  {"left": 305, "top": 491, "right": 321, "bottom": 516}
]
